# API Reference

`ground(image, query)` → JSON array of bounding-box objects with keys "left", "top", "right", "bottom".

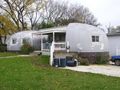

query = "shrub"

[
  {"left": 79, "top": 58, "right": 90, "bottom": 65},
  {"left": 20, "top": 43, "right": 34, "bottom": 54},
  {"left": 73, "top": 55, "right": 89, "bottom": 65},
  {"left": 0, "top": 44, "right": 7, "bottom": 52},
  {"left": 95, "top": 53, "right": 109, "bottom": 64}
]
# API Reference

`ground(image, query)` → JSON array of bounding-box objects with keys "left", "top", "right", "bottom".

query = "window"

[
  {"left": 12, "top": 38, "right": 17, "bottom": 44},
  {"left": 55, "top": 33, "right": 65, "bottom": 42},
  {"left": 92, "top": 36, "right": 99, "bottom": 42},
  {"left": 22, "top": 38, "right": 30, "bottom": 44}
]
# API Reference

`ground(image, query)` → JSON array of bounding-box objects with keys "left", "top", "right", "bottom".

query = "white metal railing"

[
  {"left": 50, "top": 41, "right": 54, "bottom": 66},
  {"left": 43, "top": 42, "right": 66, "bottom": 51},
  {"left": 50, "top": 42, "right": 66, "bottom": 66},
  {"left": 54, "top": 42, "right": 66, "bottom": 51},
  {"left": 42, "top": 42, "right": 51, "bottom": 51}
]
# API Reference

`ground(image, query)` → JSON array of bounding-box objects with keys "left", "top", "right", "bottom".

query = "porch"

[
  {"left": 42, "top": 32, "right": 66, "bottom": 51},
  {"left": 33, "top": 27, "right": 67, "bottom": 55}
]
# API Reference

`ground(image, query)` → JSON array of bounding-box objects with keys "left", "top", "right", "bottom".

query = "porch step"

[
  {"left": 54, "top": 50, "right": 66, "bottom": 53},
  {"left": 30, "top": 51, "right": 42, "bottom": 56},
  {"left": 54, "top": 52, "right": 75, "bottom": 58},
  {"left": 42, "top": 51, "right": 50, "bottom": 56}
]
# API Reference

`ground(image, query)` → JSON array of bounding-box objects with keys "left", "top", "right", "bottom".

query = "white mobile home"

[
  {"left": 7, "top": 23, "right": 109, "bottom": 64},
  {"left": 34, "top": 23, "right": 109, "bottom": 64},
  {"left": 31, "top": 23, "right": 108, "bottom": 53}
]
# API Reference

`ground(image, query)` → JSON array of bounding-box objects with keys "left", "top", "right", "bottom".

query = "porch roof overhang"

[{"left": 33, "top": 26, "right": 67, "bottom": 35}]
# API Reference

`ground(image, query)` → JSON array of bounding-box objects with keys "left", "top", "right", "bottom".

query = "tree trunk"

[
  {"left": 3, "top": 36, "right": 6, "bottom": 44},
  {"left": 31, "top": 24, "right": 35, "bottom": 30},
  {"left": 0, "top": 35, "right": 3, "bottom": 45}
]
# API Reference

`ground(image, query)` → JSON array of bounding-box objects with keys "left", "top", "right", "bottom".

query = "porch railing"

[
  {"left": 54, "top": 42, "right": 66, "bottom": 51},
  {"left": 43, "top": 42, "right": 51, "bottom": 51},
  {"left": 50, "top": 41, "right": 66, "bottom": 66},
  {"left": 50, "top": 42, "right": 54, "bottom": 66},
  {"left": 42, "top": 42, "right": 66, "bottom": 51}
]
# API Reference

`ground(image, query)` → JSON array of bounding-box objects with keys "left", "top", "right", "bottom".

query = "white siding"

[
  {"left": 66, "top": 23, "right": 109, "bottom": 52},
  {"left": 108, "top": 36, "right": 120, "bottom": 56},
  {"left": 7, "top": 31, "right": 41, "bottom": 51}
]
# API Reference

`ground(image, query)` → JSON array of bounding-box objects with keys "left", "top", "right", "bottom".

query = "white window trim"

[
  {"left": 92, "top": 35, "right": 100, "bottom": 42},
  {"left": 11, "top": 38, "right": 18, "bottom": 45},
  {"left": 21, "top": 38, "right": 31, "bottom": 45}
]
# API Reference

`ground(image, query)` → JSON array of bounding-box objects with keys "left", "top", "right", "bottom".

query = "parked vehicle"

[{"left": 111, "top": 56, "right": 120, "bottom": 66}]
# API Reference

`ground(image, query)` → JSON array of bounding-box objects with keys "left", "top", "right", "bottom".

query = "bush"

[
  {"left": 79, "top": 58, "right": 90, "bottom": 65},
  {"left": 95, "top": 53, "right": 109, "bottom": 64},
  {"left": 73, "top": 55, "right": 89, "bottom": 65},
  {"left": 20, "top": 43, "right": 34, "bottom": 54},
  {"left": 0, "top": 44, "right": 7, "bottom": 52}
]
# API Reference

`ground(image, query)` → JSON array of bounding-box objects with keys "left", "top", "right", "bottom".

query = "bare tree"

[
  {"left": 66, "top": 5, "right": 99, "bottom": 26},
  {"left": 43, "top": 0, "right": 99, "bottom": 26},
  {"left": 26, "top": 0, "right": 46, "bottom": 30},
  {"left": 0, "top": 0, "right": 32, "bottom": 30},
  {"left": 0, "top": 0, "right": 46, "bottom": 30},
  {"left": 0, "top": 0, "right": 99, "bottom": 30},
  {"left": 43, "top": 0, "right": 68, "bottom": 23}
]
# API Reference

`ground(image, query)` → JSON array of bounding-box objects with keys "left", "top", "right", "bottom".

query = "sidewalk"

[
  {"left": 66, "top": 65, "right": 120, "bottom": 77},
  {"left": 0, "top": 55, "right": 30, "bottom": 59}
]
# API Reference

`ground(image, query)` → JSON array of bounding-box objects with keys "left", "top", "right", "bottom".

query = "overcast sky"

[{"left": 57, "top": 0, "right": 120, "bottom": 27}]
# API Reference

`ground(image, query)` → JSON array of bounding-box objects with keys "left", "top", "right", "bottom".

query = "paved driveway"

[{"left": 66, "top": 65, "right": 120, "bottom": 77}]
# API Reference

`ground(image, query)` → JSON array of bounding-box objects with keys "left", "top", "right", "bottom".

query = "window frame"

[
  {"left": 21, "top": 38, "right": 31, "bottom": 45},
  {"left": 92, "top": 35, "right": 99, "bottom": 42},
  {"left": 11, "top": 38, "right": 17, "bottom": 45}
]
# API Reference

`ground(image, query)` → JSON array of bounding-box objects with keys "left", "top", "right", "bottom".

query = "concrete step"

[
  {"left": 42, "top": 51, "right": 50, "bottom": 56},
  {"left": 54, "top": 50, "right": 66, "bottom": 53},
  {"left": 54, "top": 52, "right": 75, "bottom": 58},
  {"left": 30, "top": 51, "right": 42, "bottom": 56}
]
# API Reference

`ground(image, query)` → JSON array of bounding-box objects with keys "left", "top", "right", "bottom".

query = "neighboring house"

[
  {"left": 7, "top": 23, "right": 109, "bottom": 64},
  {"left": 107, "top": 32, "right": 120, "bottom": 56}
]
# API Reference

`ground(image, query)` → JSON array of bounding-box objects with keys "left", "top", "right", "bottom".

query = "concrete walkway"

[
  {"left": 66, "top": 65, "right": 120, "bottom": 77},
  {"left": 0, "top": 55, "right": 30, "bottom": 59}
]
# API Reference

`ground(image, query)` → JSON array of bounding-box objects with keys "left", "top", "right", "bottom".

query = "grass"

[
  {"left": 0, "top": 52, "right": 19, "bottom": 57},
  {"left": 0, "top": 55, "right": 120, "bottom": 90}
]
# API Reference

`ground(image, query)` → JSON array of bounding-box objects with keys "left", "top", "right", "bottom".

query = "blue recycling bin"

[
  {"left": 53, "top": 58, "right": 66, "bottom": 67},
  {"left": 59, "top": 58, "right": 66, "bottom": 67},
  {"left": 53, "top": 58, "right": 59, "bottom": 67},
  {"left": 66, "top": 56, "right": 77, "bottom": 67}
]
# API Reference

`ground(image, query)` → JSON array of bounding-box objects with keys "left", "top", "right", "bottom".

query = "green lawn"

[
  {"left": 0, "top": 56, "right": 120, "bottom": 90},
  {"left": 0, "top": 52, "right": 19, "bottom": 57}
]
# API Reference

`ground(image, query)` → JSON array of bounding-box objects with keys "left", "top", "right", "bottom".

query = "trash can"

[
  {"left": 66, "top": 60, "right": 75, "bottom": 66},
  {"left": 53, "top": 58, "right": 59, "bottom": 67},
  {"left": 59, "top": 58, "right": 66, "bottom": 67},
  {"left": 66, "top": 56, "right": 77, "bottom": 67}
]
